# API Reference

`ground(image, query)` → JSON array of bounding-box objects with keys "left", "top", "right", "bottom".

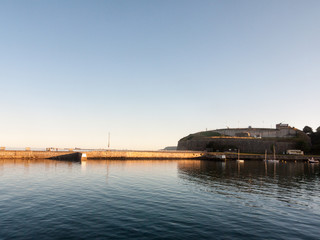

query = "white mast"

[{"left": 108, "top": 132, "right": 110, "bottom": 150}]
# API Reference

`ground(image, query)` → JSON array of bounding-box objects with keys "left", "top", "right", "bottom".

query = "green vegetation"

[
  {"left": 295, "top": 131, "right": 311, "bottom": 152},
  {"left": 180, "top": 134, "right": 194, "bottom": 141},
  {"left": 198, "top": 131, "right": 221, "bottom": 137},
  {"left": 302, "top": 125, "right": 320, "bottom": 154},
  {"left": 180, "top": 131, "right": 221, "bottom": 141},
  {"left": 303, "top": 126, "right": 313, "bottom": 135},
  {"left": 310, "top": 131, "right": 320, "bottom": 154}
]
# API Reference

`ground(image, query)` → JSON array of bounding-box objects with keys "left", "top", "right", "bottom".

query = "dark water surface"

[{"left": 1, "top": 159, "right": 319, "bottom": 239}]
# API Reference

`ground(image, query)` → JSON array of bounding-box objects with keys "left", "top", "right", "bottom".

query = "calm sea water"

[{"left": 0, "top": 159, "right": 319, "bottom": 240}]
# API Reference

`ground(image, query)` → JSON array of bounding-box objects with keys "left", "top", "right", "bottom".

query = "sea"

[{"left": 0, "top": 159, "right": 319, "bottom": 239}]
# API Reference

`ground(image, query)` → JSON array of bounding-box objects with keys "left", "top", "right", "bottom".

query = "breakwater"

[
  {"left": 0, "top": 150, "right": 204, "bottom": 161},
  {"left": 0, "top": 150, "right": 317, "bottom": 162}
]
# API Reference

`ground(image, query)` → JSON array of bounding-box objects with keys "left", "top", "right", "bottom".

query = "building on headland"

[
  {"left": 211, "top": 123, "right": 297, "bottom": 139},
  {"left": 177, "top": 123, "right": 311, "bottom": 154}
]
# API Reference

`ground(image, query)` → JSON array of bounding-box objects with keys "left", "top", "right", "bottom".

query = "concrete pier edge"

[
  {"left": 0, "top": 150, "right": 318, "bottom": 162},
  {"left": 0, "top": 150, "right": 204, "bottom": 162}
]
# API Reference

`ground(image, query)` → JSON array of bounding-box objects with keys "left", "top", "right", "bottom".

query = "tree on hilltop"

[
  {"left": 303, "top": 126, "right": 313, "bottom": 135},
  {"left": 317, "top": 126, "right": 320, "bottom": 133}
]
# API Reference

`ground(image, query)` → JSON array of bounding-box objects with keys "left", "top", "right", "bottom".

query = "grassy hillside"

[{"left": 180, "top": 131, "right": 222, "bottom": 141}]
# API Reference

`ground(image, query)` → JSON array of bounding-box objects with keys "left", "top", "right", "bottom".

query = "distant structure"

[
  {"left": 212, "top": 123, "right": 297, "bottom": 139},
  {"left": 163, "top": 146, "right": 177, "bottom": 151},
  {"left": 177, "top": 123, "right": 310, "bottom": 154}
]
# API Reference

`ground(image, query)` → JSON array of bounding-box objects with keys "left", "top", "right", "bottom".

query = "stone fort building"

[
  {"left": 214, "top": 123, "right": 297, "bottom": 138},
  {"left": 177, "top": 123, "right": 310, "bottom": 154}
]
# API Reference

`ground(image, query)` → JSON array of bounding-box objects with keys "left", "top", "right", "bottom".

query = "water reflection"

[
  {"left": 81, "top": 160, "right": 86, "bottom": 172},
  {"left": 177, "top": 160, "right": 320, "bottom": 208},
  {"left": 1, "top": 158, "right": 320, "bottom": 239},
  {"left": 178, "top": 160, "right": 319, "bottom": 182}
]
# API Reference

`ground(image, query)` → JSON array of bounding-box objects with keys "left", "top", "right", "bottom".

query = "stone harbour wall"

[
  {"left": 0, "top": 150, "right": 204, "bottom": 160},
  {"left": 85, "top": 150, "right": 204, "bottom": 159},
  {"left": 214, "top": 128, "right": 297, "bottom": 138}
]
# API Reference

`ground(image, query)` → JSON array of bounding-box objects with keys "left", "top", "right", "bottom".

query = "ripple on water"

[{"left": 0, "top": 160, "right": 320, "bottom": 239}]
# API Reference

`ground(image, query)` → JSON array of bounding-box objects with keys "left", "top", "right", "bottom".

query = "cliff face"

[
  {"left": 177, "top": 128, "right": 311, "bottom": 154},
  {"left": 177, "top": 137, "right": 297, "bottom": 154}
]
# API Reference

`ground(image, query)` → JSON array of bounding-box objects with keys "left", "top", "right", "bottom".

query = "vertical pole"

[{"left": 108, "top": 132, "right": 110, "bottom": 150}]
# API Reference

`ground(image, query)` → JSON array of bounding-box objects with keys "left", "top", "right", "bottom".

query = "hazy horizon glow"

[{"left": 1, "top": 0, "right": 319, "bottom": 150}]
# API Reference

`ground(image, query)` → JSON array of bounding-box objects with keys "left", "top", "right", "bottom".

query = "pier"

[
  {"left": 0, "top": 149, "right": 317, "bottom": 162},
  {"left": 0, "top": 150, "right": 204, "bottom": 162}
]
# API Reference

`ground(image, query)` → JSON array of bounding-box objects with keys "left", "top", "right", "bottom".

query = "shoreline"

[{"left": 0, "top": 150, "right": 318, "bottom": 162}]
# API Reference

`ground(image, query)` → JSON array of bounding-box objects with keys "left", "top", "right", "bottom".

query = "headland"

[{"left": 177, "top": 123, "right": 311, "bottom": 154}]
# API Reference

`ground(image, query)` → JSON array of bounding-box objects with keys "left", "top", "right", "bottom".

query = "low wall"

[
  {"left": 85, "top": 150, "right": 204, "bottom": 159},
  {"left": 0, "top": 150, "right": 77, "bottom": 159},
  {"left": 0, "top": 150, "right": 204, "bottom": 160}
]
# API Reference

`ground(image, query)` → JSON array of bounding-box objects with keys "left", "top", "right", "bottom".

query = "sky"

[{"left": 0, "top": 0, "right": 319, "bottom": 150}]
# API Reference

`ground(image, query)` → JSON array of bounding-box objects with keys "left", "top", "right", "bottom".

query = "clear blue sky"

[{"left": 0, "top": 0, "right": 319, "bottom": 150}]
